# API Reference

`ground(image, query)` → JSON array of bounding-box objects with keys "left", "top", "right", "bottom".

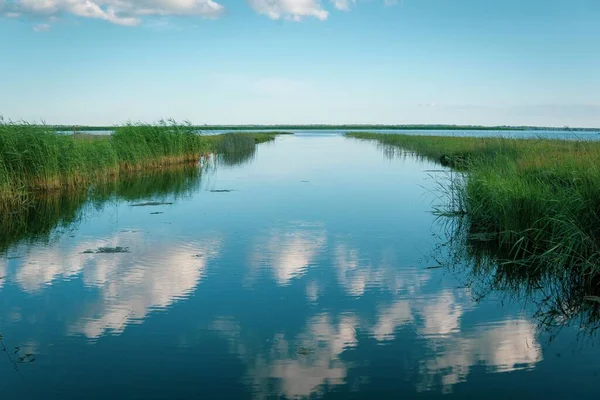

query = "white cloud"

[
  {"left": 0, "top": 0, "right": 224, "bottom": 27},
  {"left": 247, "top": 0, "right": 329, "bottom": 21},
  {"left": 330, "top": 0, "right": 354, "bottom": 11},
  {"left": 33, "top": 22, "right": 51, "bottom": 31},
  {"left": 1, "top": 0, "right": 400, "bottom": 27}
]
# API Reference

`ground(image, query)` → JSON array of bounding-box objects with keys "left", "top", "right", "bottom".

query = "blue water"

[
  {"left": 0, "top": 134, "right": 599, "bottom": 399},
  {"left": 61, "top": 128, "right": 600, "bottom": 141}
]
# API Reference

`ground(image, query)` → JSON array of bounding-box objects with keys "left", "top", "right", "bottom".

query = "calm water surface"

[
  {"left": 1, "top": 134, "right": 599, "bottom": 399},
  {"left": 63, "top": 128, "right": 600, "bottom": 141}
]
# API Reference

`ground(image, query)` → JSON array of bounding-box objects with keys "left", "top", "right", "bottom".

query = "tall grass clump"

[
  {"left": 208, "top": 131, "right": 284, "bottom": 166},
  {"left": 0, "top": 121, "right": 120, "bottom": 193},
  {"left": 113, "top": 120, "right": 211, "bottom": 170},
  {"left": 0, "top": 118, "right": 283, "bottom": 209},
  {"left": 348, "top": 132, "right": 600, "bottom": 279}
]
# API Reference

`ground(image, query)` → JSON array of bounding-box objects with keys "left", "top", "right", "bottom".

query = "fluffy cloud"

[
  {"left": 1, "top": 0, "right": 399, "bottom": 27},
  {"left": 247, "top": 0, "right": 329, "bottom": 21},
  {"left": 0, "top": 0, "right": 224, "bottom": 26}
]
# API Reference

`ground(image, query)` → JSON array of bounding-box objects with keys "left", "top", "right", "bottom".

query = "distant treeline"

[{"left": 51, "top": 124, "right": 599, "bottom": 132}]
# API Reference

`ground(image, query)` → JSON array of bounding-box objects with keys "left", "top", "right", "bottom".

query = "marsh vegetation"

[
  {"left": 348, "top": 132, "right": 600, "bottom": 280},
  {"left": 0, "top": 119, "right": 282, "bottom": 209}
]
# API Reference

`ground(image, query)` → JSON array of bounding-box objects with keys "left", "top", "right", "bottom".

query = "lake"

[
  {"left": 1, "top": 133, "right": 599, "bottom": 399},
  {"left": 60, "top": 128, "right": 600, "bottom": 141}
]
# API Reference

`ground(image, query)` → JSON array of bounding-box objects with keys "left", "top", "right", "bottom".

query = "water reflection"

[
  {"left": 433, "top": 215, "right": 600, "bottom": 341},
  {"left": 71, "top": 235, "right": 221, "bottom": 339},
  {"left": 0, "top": 165, "right": 205, "bottom": 255},
  {"left": 217, "top": 147, "right": 257, "bottom": 167},
  {"left": 250, "top": 222, "right": 326, "bottom": 286},
  {"left": 214, "top": 226, "right": 547, "bottom": 397},
  {"left": 213, "top": 313, "right": 358, "bottom": 399},
  {"left": 10, "top": 231, "right": 222, "bottom": 338},
  {"left": 417, "top": 319, "right": 542, "bottom": 394},
  {"left": 334, "top": 243, "right": 432, "bottom": 297},
  {"left": 370, "top": 300, "right": 412, "bottom": 341},
  {"left": 418, "top": 290, "right": 466, "bottom": 337},
  {"left": 1, "top": 135, "right": 599, "bottom": 399},
  {"left": 0, "top": 258, "right": 5, "bottom": 289}
]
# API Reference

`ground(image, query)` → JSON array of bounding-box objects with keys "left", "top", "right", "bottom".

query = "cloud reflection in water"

[
  {"left": 250, "top": 222, "right": 326, "bottom": 286},
  {"left": 10, "top": 232, "right": 221, "bottom": 339}
]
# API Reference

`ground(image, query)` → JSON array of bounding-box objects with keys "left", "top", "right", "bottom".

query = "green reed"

[
  {"left": 348, "top": 132, "right": 600, "bottom": 278},
  {"left": 0, "top": 119, "right": 282, "bottom": 209}
]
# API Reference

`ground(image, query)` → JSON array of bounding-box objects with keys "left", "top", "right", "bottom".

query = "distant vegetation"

[
  {"left": 348, "top": 132, "right": 600, "bottom": 280},
  {"left": 0, "top": 119, "right": 283, "bottom": 209},
  {"left": 50, "top": 124, "right": 599, "bottom": 132}
]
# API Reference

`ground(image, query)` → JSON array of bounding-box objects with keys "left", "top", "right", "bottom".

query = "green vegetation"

[
  {"left": 0, "top": 119, "right": 283, "bottom": 209},
  {"left": 52, "top": 124, "right": 599, "bottom": 132},
  {"left": 348, "top": 132, "right": 600, "bottom": 279},
  {"left": 230, "top": 131, "right": 294, "bottom": 143},
  {"left": 432, "top": 216, "right": 600, "bottom": 339},
  {"left": 0, "top": 165, "right": 205, "bottom": 253}
]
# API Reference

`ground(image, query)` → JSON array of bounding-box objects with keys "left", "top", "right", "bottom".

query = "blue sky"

[{"left": 0, "top": 0, "right": 599, "bottom": 127}]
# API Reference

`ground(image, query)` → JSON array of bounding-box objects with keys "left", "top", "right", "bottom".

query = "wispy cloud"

[
  {"left": 331, "top": 0, "right": 355, "bottom": 11},
  {"left": 247, "top": 0, "right": 329, "bottom": 21},
  {"left": 33, "top": 22, "right": 51, "bottom": 32}
]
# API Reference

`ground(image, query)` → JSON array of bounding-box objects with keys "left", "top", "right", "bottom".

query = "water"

[
  {"left": 1, "top": 134, "right": 599, "bottom": 399},
  {"left": 62, "top": 128, "right": 600, "bottom": 141}
]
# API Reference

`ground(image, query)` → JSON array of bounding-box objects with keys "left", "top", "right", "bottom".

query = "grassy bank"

[
  {"left": 348, "top": 132, "right": 600, "bottom": 278},
  {"left": 0, "top": 121, "right": 282, "bottom": 208}
]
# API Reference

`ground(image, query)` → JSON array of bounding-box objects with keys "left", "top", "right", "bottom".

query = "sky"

[{"left": 0, "top": 0, "right": 599, "bottom": 127}]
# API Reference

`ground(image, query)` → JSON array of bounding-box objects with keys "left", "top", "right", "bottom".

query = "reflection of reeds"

[
  {"left": 431, "top": 213, "right": 600, "bottom": 342},
  {"left": 0, "top": 138, "right": 269, "bottom": 255},
  {"left": 215, "top": 133, "right": 258, "bottom": 167},
  {"left": 349, "top": 132, "right": 600, "bottom": 279},
  {"left": 0, "top": 118, "right": 282, "bottom": 209},
  {"left": 0, "top": 166, "right": 202, "bottom": 253}
]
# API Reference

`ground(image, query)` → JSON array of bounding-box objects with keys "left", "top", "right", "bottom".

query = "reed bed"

[
  {"left": 0, "top": 119, "right": 281, "bottom": 209},
  {"left": 348, "top": 132, "right": 600, "bottom": 278}
]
